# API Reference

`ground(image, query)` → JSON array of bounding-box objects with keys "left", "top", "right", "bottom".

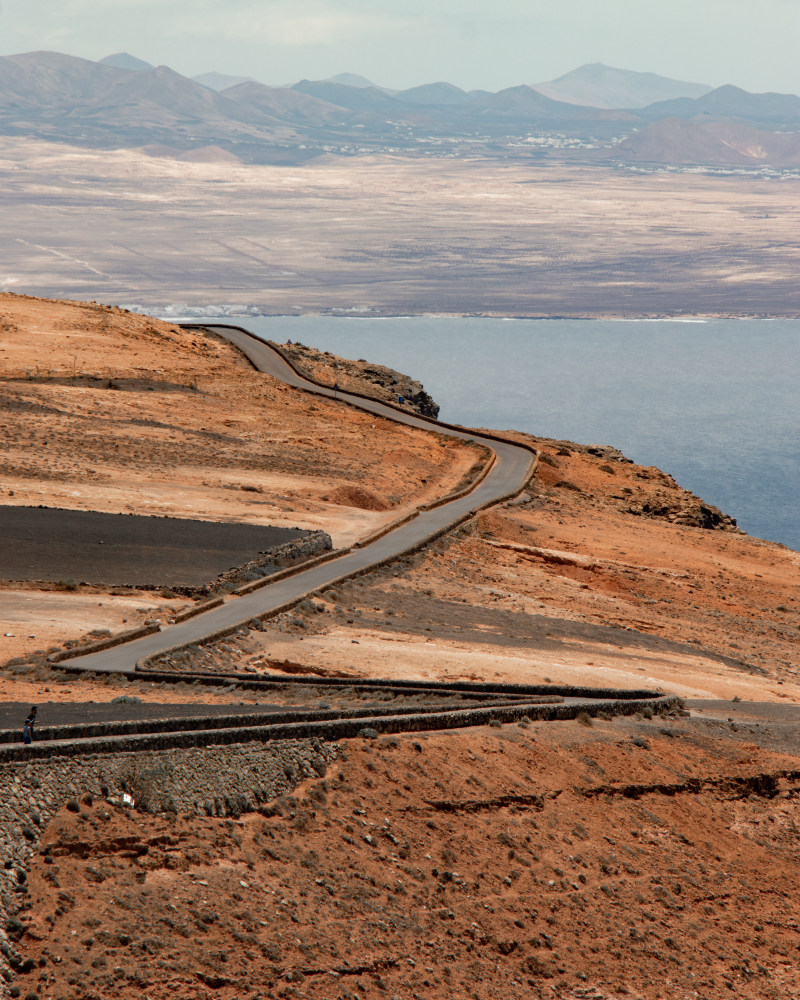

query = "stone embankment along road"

[{"left": 62, "top": 324, "right": 539, "bottom": 676}]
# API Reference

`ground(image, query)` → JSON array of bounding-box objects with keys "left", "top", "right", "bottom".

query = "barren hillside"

[
  {"left": 12, "top": 719, "right": 800, "bottom": 1000},
  {"left": 0, "top": 294, "right": 478, "bottom": 664},
  {"left": 164, "top": 433, "right": 800, "bottom": 705},
  {"left": 4, "top": 295, "right": 800, "bottom": 1000}
]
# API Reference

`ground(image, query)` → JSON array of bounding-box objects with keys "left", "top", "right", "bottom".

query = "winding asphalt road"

[{"left": 64, "top": 324, "right": 536, "bottom": 675}]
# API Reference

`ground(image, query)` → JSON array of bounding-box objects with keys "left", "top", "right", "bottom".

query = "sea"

[{"left": 169, "top": 314, "right": 800, "bottom": 553}]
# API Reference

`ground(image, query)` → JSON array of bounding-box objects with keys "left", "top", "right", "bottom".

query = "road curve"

[{"left": 63, "top": 324, "right": 536, "bottom": 675}]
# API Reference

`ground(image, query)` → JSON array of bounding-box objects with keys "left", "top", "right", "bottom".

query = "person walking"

[{"left": 24, "top": 706, "right": 37, "bottom": 741}]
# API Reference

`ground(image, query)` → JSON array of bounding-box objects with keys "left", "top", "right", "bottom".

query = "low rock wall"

[
  {"left": 0, "top": 690, "right": 680, "bottom": 994},
  {"left": 49, "top": 623, "right": 161, "bottom": 664},
  {"left": 0, "top": 738, "right": 334, "bottom": 993},
  {"left": 0, "top": 696, "right": 679, "bottom": 765},
  {"left": 214, "top": 529, "right": 332, "bottom": 590},
  {"left": 0, "top": 697, "right": 540, "bottom": 747}
]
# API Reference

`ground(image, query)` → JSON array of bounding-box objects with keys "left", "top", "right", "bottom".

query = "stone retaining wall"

[
  {"left": 234, "top": 543, "right": 348, "bottom": 596},
  {"left": 0, "top": 696, "right": 679, "bottom": 765},
  {"left": 0, "top": 689, "right": 680, "bottom": 994},
  {"left": 214, "top": 530, "right": 332, "bottom": 590},
  {"left": 49, "top": 623, "right": 161, "bottom": 664},
  {"left": 0, "top": 697, "right": 541, "bottom": 747},
  {"left": 0, "top": 738, "right": 334, "bottom": 993}
]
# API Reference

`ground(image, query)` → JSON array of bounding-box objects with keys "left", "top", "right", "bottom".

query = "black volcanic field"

[{"left": 0, "top": 506, "right": 308, "bottom": 587}]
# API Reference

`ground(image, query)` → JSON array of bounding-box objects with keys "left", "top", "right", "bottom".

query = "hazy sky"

[{"left": 2, "top": 0, "right": 799, "bottom": 94}]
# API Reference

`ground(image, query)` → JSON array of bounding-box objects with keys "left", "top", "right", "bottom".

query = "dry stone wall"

[
  {"left": 213, "top": 529, "right": 332, "bottom": 591},
  {"left": 0, "top": 738, "right": 334, "bottom": 995}
]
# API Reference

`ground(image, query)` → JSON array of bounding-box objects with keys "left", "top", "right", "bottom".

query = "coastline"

[
  {"left": 198, "top": 311, "right": 800, "bottom": 554},
  {"left": 149, "top": 306, "right": 800, "bottom": 322}
]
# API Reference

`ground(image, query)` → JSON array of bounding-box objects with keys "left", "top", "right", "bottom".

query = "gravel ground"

[
  {"left": 0, "top": 690, "right": 489, "bottom": 732},
  {"left": 0, "top": 700, "right": 299, "bottom": 731},
  {"left": 0, "top": 505, "right": 308, "bottom": 587},
  {"left": 686, "top": 698, "right": 800, "bottom": 755}
]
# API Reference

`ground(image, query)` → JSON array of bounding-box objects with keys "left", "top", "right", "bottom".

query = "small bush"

[{"left": 576, "top": 711, "right": 593, "bottom": 728}]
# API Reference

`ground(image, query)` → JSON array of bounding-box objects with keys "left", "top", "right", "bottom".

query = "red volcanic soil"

[{"left": 12, "top": 714, "right": 800, "bottom": 1000}]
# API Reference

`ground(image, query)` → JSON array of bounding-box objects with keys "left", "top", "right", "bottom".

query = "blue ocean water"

[{"left": 233, "top": 316, "right": 800, "bottom": 552}]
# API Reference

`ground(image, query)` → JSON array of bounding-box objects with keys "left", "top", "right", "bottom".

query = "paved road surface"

[{"left": 64, "top": 325, "right": 535, "bottom": 675}]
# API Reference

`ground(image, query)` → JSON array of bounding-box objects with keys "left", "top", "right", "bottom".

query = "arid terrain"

[
  {"left": 0, "top": 293, "right": 479, "bottom": 664},
  {"left": 12, "top": 718, "right": 800, "bottom": 1000},
  {"left": 150, "top": 341, "right": 800, "bottom": 705},
  {"left": 3, "top": 293, "right": 800, "bottom": 999},
  {"left": 1, "top": 138, "right": 799, "bottom": 317}
]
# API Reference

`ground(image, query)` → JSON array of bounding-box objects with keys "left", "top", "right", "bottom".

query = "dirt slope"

[
  {"left": 5, "top": 295, "right": 800, "bottom": 999},
  {"left": 171, "top": 437, "right": 800, "bottom": 705},
  {"left": 0, "top": 293, "right": 478, "bottom": 664},
  {"left": 12, "top": 718, "right": 800, "bottom": 1000}
]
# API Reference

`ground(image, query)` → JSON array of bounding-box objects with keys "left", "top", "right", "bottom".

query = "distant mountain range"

[
  {"left": 193, "top": 71, "right": 255, "bottom": 92},
  {"left": 0, "top": 50, "right": 798, "bottom": 169},
  {"left": 102, "top": 54, "right": 253, "bottom": 93},
  {"left": 533, "top": 63, "right": 712, "bottom": 109}
]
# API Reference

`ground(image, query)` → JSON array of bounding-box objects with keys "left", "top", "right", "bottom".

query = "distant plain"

[{"left": 1, "top": 136, "right": 798, "bottom": 317}]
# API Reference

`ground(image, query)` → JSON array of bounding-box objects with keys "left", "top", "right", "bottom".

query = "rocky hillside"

[
  {"left": 277, "top": 340, "right": 441, "bottom": 419},
  {"left": 4, "top": 295, "right": 800, "bottom": 1000},
  {"left": 11, "top": 717, "right": 800, "bottom": 1000}
]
